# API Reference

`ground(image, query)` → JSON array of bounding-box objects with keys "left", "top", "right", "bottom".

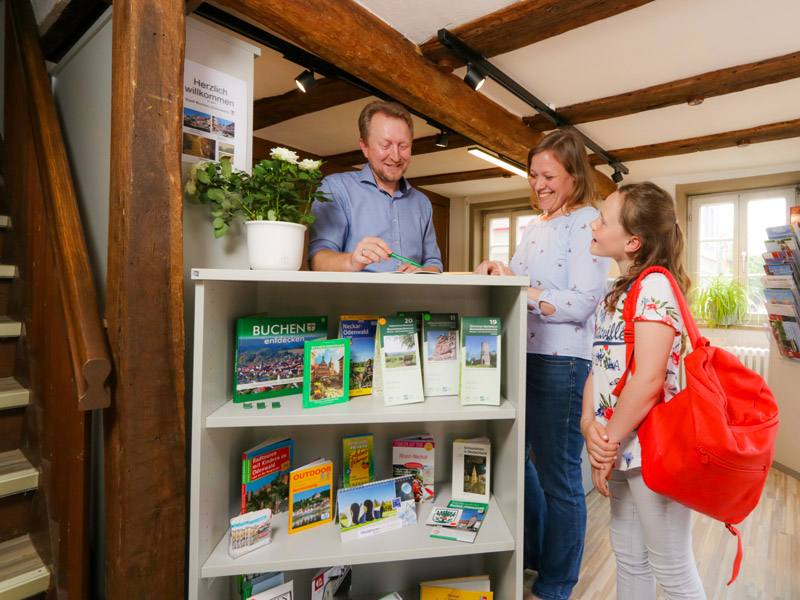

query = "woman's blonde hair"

[{"left": 527, "top": 129, "right": 600, "bottom": 213}]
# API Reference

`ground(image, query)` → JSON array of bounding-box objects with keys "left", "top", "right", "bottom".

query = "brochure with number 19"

[{"left": 459, "top": 317, "right": 501, "bottom": 406}]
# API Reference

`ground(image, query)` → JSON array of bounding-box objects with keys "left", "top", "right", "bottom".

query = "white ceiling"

[{"left": 241, "top": 0, "right": 800, "bottom": 199}]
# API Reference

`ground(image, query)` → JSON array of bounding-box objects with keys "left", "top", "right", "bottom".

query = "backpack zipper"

[{"left": 698, "top": 447, "right": 767, "bottom": 472}]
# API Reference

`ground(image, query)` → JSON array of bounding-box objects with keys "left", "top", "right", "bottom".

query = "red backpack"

[{"left": 613, "top": 266, "right": 779, "bottom": 585}]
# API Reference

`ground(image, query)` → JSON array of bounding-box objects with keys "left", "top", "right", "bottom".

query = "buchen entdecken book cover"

[
  {"left": 459, "top": 317, "right": 501, "bottom": 406},
  {"left": 378, "top": 316, "right": 424, "bottom": 406},
  {"left": 234, "top": 315, "right": 327, "bottom": 402},
  {"left": 343, "top": 433, "right": 375, "bottom": 487},
  {"left": 339, "top": 315, "right": 378, "bottom": 397},
  {"left": 422, "top": 313, "right": 459, "bottom": 396},
  {"left": 288, "top": 458, "right": 333, "bottom": 534},
  {"left": 420, "top": 575, "right": 493, "bottom": 600},
  {"left": 302, "top": 338, "right": 350, "bottom": 408},
  {"left": 241, "top": 436, "right": 293, "bottom": 515}
]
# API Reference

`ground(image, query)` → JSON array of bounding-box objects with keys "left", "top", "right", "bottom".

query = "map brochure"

[
  {"left": 459, "top": 317, "right": 501, "bottom": 406},
  {"left": 422, "top": 313, "right": 459, "bottom": 396},
  {"left": 378, "top": 316, "right": 424, "bottom": 406},
  {"left": 426, "top": 499, "right": 489, "bottom": 543}
]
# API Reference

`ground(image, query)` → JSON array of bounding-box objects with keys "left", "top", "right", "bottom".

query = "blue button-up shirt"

[{"left": 308, "top": 165, "right": 443, "bottom": 273}]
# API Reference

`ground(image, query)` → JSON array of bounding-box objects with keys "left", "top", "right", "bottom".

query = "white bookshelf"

[{"left": 188, "top": 270, "right": 528, "bottom": 600}]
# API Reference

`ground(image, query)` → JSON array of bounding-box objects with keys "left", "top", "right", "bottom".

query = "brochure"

[
  {"left": 241, "top": 436, "right": 293, "bottom": 515},
  {"left": 251, "top": 580, "right": 294, "bottom": 600},
  {"left": 288, "top": 458, "right": 334, "bottom": 534},
  {"left": 339, "top": 315, "right": 378, "bottom": 397},
  {"left": 343, "top": 433, "right": 375, "bottom": 488},
  {"left": 336, "top": 475, "right": 417, "bottom": 542},
  {"left": 228, "top": 508, "right": 272, "bottom": 558},
  {"left": 378, "top": 316, "right": 424, "bottom": 406},
  {"left": 452, "top": 437, "right": 491, "bottom": 503},
  {"left": 459, "top": 317, "right": 502, "bottom": 406},
  {"left": 392, "top": 434, "right": 435, "bottom": 503},
  {"left": 422, "top": 313, "right": 459, "bottom": 396},
  {"left": 302, "top": 338, "right": 350, "bottom": 408}
]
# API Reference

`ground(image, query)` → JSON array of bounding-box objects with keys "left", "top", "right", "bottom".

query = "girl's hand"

[
  {"left": 583, "top": 421, "right": 618, "bottom": 469},
  {"left": 592, "top": 464, "right": 613, "bottom": 498},
  {"left": 474, "top": 260, "right": 513, "bottom": 276}
]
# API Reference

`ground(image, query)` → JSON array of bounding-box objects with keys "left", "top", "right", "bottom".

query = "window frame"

[{"left": 481, "top": 207, "right": 538, "bottom": 266}]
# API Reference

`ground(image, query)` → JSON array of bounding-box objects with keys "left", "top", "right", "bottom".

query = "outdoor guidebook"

[{"left": 288, "top": 458, "right": 333, "bottom": 534}]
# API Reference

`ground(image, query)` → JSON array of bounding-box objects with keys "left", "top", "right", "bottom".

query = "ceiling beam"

[
  {"left": 323, "top": 132, "right": 473, "bottom": 167},
  {"left": 588, "top": 118, "right": 800, "bottom": 165},
  {"left": 525, "top": 51, "right": 800, "bottom": 130},
  {"left": 186, "top": 0, "right": 204, "bottom": 15},
  {"left": 39, "top": 0, "right": 110, "bottom": 62},
  {"left": 419, "top": 0, "right": 655, "bottom": 66},
  {"left": 408, "top": 167, "right": 513, "bottom": 188},
  {"left": 253, "top": 78, "right": 371, "bottom": 130}
]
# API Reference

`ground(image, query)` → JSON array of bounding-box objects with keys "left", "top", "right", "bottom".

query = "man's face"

[{"left": 359, "top": 113, "right": 412, "bottom": 188}]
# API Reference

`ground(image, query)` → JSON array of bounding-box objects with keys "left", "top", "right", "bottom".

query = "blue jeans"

[{"left": 524, "top": 353, "right": 590, "bottom": 600}]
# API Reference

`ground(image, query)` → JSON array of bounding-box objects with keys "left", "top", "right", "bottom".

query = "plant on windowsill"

[
  {"left": 691, "top": 274, "right": 750, "bottom": 328},
  {"left": 183, "top": 147, "right": 330, "bottom": 270}
]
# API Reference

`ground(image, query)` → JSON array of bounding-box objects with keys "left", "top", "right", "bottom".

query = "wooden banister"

[{"left": 7, "top": 0, "right": 111, "bottom": 410}]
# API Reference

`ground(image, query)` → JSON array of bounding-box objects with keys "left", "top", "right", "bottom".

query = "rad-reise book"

[
  {"left": 392, "top": 434, "right": 435, "bottom": 503},
  {"left": 234, "top": 315, "right": 327, "bottom": 402},
  {"left": 302, "top": 338, "right": 349, "bottom": 409},
  {"left": 288, "top": 458, "right": 333, "bottom": 534},
  {"left": 422, "top": 313, "right": 459, "bottom": 396},
  {"left": 241, "top": 436, "right": 293, "bottom": 515},
  {"left": 459, "top": 317, "right": 501, "bottom": 406},
  {"left": 343, "top": 433, "right": 375, "bottom": 488},
  {"left": 378, "top": 316, "right": 424, "bottom": 406},
  {"left": 336, "top": 475, "right": 417, "bottom": 542},
  {"left": 339, "top": 315, "right": 378, "bottom": 397},
  {"left": 452, "top": 437, "right": 491, "bottom": 503}
]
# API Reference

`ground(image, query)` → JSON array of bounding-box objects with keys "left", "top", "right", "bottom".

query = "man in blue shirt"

[{"left": 308, "top": 101, "right": 443, "bottom": 273}]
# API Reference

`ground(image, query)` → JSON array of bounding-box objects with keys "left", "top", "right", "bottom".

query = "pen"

[{"left": 389, "top": 253, "right": 423, "bottom": 269}]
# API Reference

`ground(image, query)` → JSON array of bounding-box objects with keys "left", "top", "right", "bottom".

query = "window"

[
  {"left": 482, "top": 209, "right": 537, "bottom": 264},
  {"left": 688, "top": 186, "right": 798, "bottom": 316}
]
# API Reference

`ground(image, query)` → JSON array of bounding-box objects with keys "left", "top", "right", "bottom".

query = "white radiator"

[{"left": 678, "top": 345, "right": 770, "bottom": 388}]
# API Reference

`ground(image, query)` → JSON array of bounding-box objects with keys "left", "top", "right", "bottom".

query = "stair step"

[
  {"left": 0, "top": 535, "right": 49, "bottom": 600},
  {"left": 0, "top": 380, "right": 28, "bottom": 411},
  {"left": 0, "top": 319, "right": 20, "bottom": 339},
  {"left": 0, "top": 451, "right": 37, "bottom": 499},
  {"left": 0, "top": 217, "right": 8, "bottom": 229},
  {"left": 0, "top": 266, "right": 13, "bottom": 279}
]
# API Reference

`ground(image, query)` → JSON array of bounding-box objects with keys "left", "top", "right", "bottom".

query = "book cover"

[
  {"left": 764, "top": 288, "right": 798, "bottom": 306},
  {"left": 426, "top": 500, "right": 488, "bottom": 543},
  {"left": 339, "top": 315, "right": 378, "bottom": 397},
  {"left": 241, "top": 437, "right": 293, "bottom": 515},
  {"left": 392, "top": 434, "right": 435, "bottom": 503},
  {"left": 452, "top": 437, "right": 491, "bottom": 503},
  {"left": 228, "top": 508, "right": 272, "bottom": 558},
  {"left": 459, "top": 317, "right": 502, "bottom": 406},
  {"left": 422, "top": 313, "right": 459, "bottom": 396},
  {"left": 303, "top": 338, "right": 350, "bottom": 409},
  {"left": 378, "top": 316, "right": 424, "bottom": 406},
  {"left": 234, "top": 315, "right": 327, "bottom": 402},
  {"left": 420, "top": 575, "right": 492, "bottom": 600},
  {"left": 765, "top": 237, "right": 799, "bottom": 254},
  {"left": 396, "top": 310, "right": 425, "bottom": 342},
  {"left": 766, "top": 303, "right": 800, "bottom": 359},
  {"left": 343, "top": 433, "right": 375, "bottom": 488},
  {"left": 288, "top": 459, "right": 334, "bottom": 534},
  {"left": 336, "top": 475, "right": 417, "bottom": 542},
  {"left": 251, "top": 580, "right": 294, "bottom": 600},
  {"left": 241, "top": 572, "right": 284, "bottom": 600}
]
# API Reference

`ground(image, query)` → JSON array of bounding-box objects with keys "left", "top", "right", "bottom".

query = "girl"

[{"left": 582, "top": 182, "right": 705, "bottom": 599}]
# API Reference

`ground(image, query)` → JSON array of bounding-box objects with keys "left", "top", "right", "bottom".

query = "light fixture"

[
  {"left": 468, "top": 147, "right": 527, "bottom": 178},
  {"left": 611, "top": 169, "right": 624, "bottom": 184},
  {"left": 435, "top": 131, "right": 449, "bottom": 148},
  {"left": 463, "top": 63, "right": 486, "bottom": 91},
  {"left": 295, "top": 69, "right": 318, "bottom": 93}
]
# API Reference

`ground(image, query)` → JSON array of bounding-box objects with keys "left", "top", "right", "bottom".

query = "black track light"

[
  {"left": 463, "top": 63, "right": 486, "bottom": 91},
  {"left": 295, "top": 69, "right": 318, "bottom": 93},
  {"left": 435, "top": 131, "right": 449, "bottom": 148},
  {"left": 611, "top": 169, "right": 624, "bottom": 184}
]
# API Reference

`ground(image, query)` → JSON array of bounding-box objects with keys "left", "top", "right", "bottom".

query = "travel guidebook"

[
  {"left": 420, "top": 575, "right": 493, "bottom": 600},
  {"left": 377, "top": 316, "right": 424, "bottom": 406},
  {"left": 422, "top": 313, "right": 459, "bottom": 396},
  {"left": 228, "top": 508, "right": 272, "bottom": 558},
  {"left": 288, "top": 458, "right": 333, "bottom": 534},
  {"left": 459, "top": 317, "right": 502, "bottom": 406},
  {"left": 336, "top": 475, "right": 417, "bottom": 542},
  {"left": 452, "top": 437, "right": 491, "bottom": 503},
  {"left": 339, "top": 315, "right": 378, "bottom": 397},
  {"left": 241, "top": 436, "right": 293, "bottom": 515},
  {"left": 426, "top": 499, "right": 489, "bottom": 543},
  {"left": 234, "top": 315, "right": 327, "bottom": 402},
  {"left": 343, "top": 433, "right": 375, "bottom": 488},
  {"left": 302, "top": 338, "right": 350, "bottom": 408},
  {"left": 392, "top": 434, "right": 435, "bottom": 503}
]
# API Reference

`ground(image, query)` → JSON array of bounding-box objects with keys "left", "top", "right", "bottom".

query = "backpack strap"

[
  {"left": 611, "top": 266, "right": 708, "bottom": 397},
  {"left": 726, "top": 523, "right": 742, "bottom": 585}
]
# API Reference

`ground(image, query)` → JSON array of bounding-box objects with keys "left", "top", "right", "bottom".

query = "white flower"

[
  {"left": 270, "top": 147, "right": 299, "bottom": 164},
  {"left": 298, "top": 158, "right": 322, "bottom": 171}
]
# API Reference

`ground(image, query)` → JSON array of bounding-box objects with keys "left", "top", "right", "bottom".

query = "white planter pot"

[{"left": 244, "top": 220, "right": 306, "bottom": 270}]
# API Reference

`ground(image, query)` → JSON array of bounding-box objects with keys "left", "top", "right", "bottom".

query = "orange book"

[{"left": 288, "top": 459, "right": 333, "bottom": 534}]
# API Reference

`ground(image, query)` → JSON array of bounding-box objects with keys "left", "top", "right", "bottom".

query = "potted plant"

[
  {"left": 691, "top": 274, "right": 750, "bottom": 328},
  {"left": 184, "top": 147, "right": 329, "bottom": 270}
]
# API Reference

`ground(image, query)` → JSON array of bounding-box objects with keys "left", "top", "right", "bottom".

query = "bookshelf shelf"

[{"left": 188, "top": 270, "right": 528, "bottom": 600}]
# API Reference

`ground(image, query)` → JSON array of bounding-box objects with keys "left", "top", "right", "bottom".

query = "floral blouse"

[{"left": 591, "top": 273, "right": 683, "bottom": 470}]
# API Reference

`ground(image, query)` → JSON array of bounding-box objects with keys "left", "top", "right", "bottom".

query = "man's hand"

[
  {"left": 474, "top": 260, "right": 514, "bottom": 276},
  {"left": 350, "top": 237, "right": 393, "bottom": 271}
]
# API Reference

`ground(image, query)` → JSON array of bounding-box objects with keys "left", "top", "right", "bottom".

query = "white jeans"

[{"left": 608, "top": 468, "right": 706, "bottom": 600}]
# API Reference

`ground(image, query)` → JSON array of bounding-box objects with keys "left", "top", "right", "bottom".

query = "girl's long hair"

[{"left": 603, "top": 182, "right": 691, "bottom": 314}]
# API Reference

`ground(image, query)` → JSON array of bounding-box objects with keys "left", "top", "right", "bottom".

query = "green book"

[
  {"left": 342, "top": 433, "right": 375, "bottom": 487},
  {"left": 303, "top": 338, "right": 350, "bottom": 408},
  {"left": 234, "top": 315, "right": 327, "bottom": 402},
  {"left": 459, "top": 317, "right": 502, "bottom": 406}
]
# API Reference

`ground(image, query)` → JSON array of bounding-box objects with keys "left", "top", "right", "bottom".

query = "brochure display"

[{"left": 763, "top": 224, "right": 800, "bottom": 360}]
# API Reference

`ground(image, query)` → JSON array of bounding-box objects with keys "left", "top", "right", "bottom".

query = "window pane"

[
  {"left": 489, "top": 246, "right": 509, "bottom": 263},
  {"left": 698, "top": 240, "right": 733, "bottom": 276},
  {"left": 699, "top": 203, "right": 734, "bottom": 239},
  {"left": 489, "top": 218, "right": 509, "bottom": 249},
  {"left": 515, "top": 214, "right": 535, "bottom": 250}
]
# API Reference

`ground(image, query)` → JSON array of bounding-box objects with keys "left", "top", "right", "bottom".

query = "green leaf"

[
  {"left": 207, "top": 188, "right": 225, "bottom": 202},
  {"left": 196, "top": 169, "right": 210, "bottom": 184},
  {"left": 221, "top": 158, "right": 233, "bottom": 178},
  {"left": 267, "top": 209, "right": 277, "bottom": 221},
  {"left": 213, "top": 222, "right": 228, "bottom": 238}
]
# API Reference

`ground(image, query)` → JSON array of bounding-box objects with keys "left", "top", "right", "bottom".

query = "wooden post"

[{"left": 105, "top": 0, "right": 186, "bottom": 597}]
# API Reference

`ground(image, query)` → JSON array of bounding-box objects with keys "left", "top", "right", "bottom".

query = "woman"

[{"left": 475, "top": 129, "right": 611, "bottom": 600}]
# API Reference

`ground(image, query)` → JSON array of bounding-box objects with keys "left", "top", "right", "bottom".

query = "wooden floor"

[{"left": 570, "top": 468, "right": 800, "bottom": 599}]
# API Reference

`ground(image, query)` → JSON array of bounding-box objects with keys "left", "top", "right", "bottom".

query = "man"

[{"left": 308, "top": 101, "right": 443, "bottom": 273}]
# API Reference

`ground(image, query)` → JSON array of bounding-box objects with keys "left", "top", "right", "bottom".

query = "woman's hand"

[
  {"left": 474, "top": 260, "right": 514, "bottom": 276},
  {"left": 582, "top": 419, "right": 618, "bottom": 470},
  {"left": 592, "top": 464, "right": 613, "bottom": 498}
]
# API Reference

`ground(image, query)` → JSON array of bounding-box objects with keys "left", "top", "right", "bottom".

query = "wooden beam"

[
  {"left": 419, "top": 0, "right": 655, "bottom": 65},
  {"left": 39, "top": 0, "right": 110, "bottom": 63},
  {"left": 185, "top": 0, "right": 204, "bottom": 14},
  {"left": 408, "top": 167, "right": 512, "bottom": 188},
  {"left": 323, "top": 132, "right": 473, "bottom": 167},
  {"left": 105, "top": 0, "right": 186, "bottom": 597},
  {"left": 253, "top": 77, "right": 371, "bottom": 130},
  {"left": 589, "top": 118, "right": 800, "bottom": 165},
  {"left": 525, "top": 51, "right": 800, "bottom": 130}
]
